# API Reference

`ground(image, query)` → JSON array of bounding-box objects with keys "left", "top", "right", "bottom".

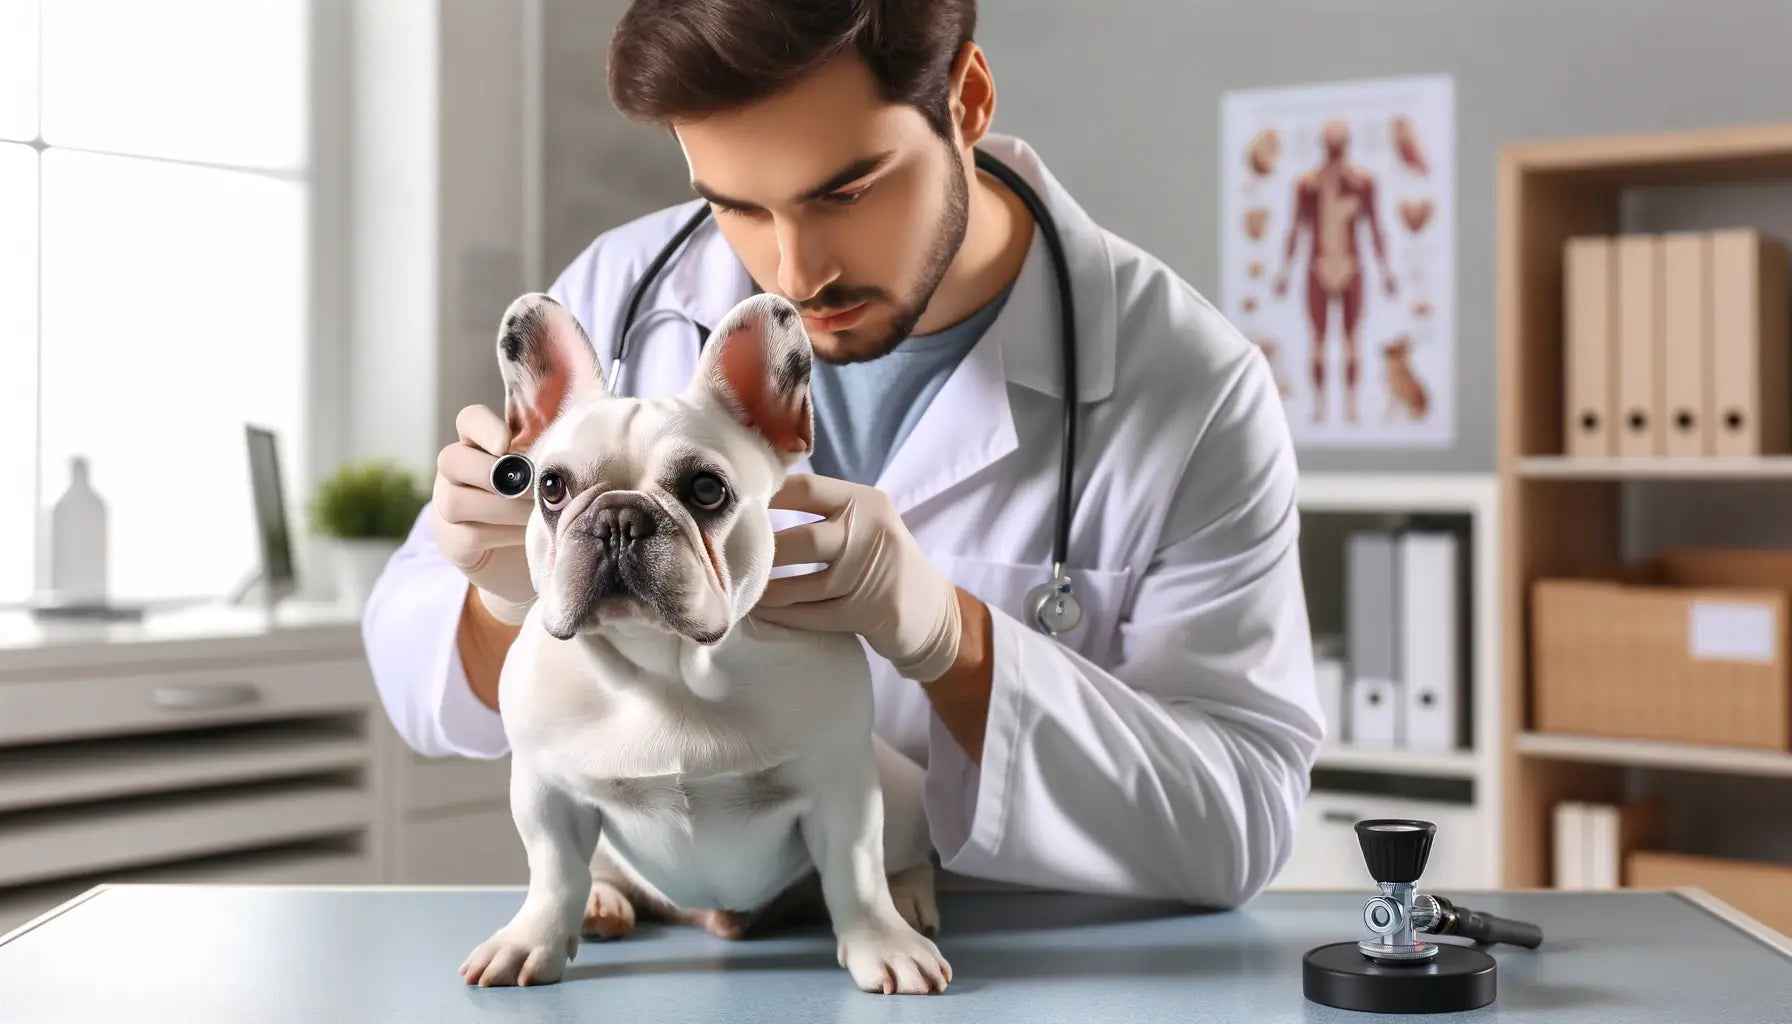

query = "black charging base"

[{"left": 1302, "top": 941, "right": 1497, "bottom": 1014}]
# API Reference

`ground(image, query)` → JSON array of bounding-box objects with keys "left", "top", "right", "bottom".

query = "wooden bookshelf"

[
  {"left": 1516, "top": 455, "right": 1792, "bottom": 480},
  {"left": 1516, "top": 732, "right": 1792, "bottom": 780},
  {"left": 1315, "top": 744, "right": 1481, "bottom": 779},
  {"left": 1496, "top": 122, "right": 1792, "bottom": 889}
]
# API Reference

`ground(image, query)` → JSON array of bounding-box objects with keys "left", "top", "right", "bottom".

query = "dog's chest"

[{"left": 584, "top": 768, "right": 803, "bottom": 824}]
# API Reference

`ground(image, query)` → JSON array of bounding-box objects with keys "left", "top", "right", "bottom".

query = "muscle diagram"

[{"left": 1273, "top": 120, "right": 1397, "bottom": 424}]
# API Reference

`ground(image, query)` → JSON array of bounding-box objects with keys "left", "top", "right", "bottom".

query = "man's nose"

[{"left": 774, "top": 218, "right": 836, "bottom": 302}]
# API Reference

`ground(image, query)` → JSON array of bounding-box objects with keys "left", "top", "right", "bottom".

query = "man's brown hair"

[{"left": 607, "top": 0, "right": 978, "bottom": 142}]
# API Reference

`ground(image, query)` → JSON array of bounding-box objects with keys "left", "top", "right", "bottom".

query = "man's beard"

[{"left": 805, "top": 147, "right": 971, "bottom": 366}]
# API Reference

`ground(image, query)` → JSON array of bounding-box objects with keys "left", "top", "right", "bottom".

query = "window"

[{"left": 2, "top": 1, "right": 315, "bottom": 606}]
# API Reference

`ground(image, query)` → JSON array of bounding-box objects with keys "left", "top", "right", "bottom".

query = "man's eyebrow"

[
  {"left": 691, "top": 151, "right": 896, "bottom": 210},
  {"left": 797, "top": 152, "right": 895, "bottom": 201}
]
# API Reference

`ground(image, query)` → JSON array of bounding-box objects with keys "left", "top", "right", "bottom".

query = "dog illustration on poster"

[{"left": 1221, "top": 74, "right": 1455, "bottom": 449}]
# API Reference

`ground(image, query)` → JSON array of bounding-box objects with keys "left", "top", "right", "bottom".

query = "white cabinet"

[
  {"left": 1271, "top": 473, "right": 1504, "bottom": 894},
  {"left": 1272, "top": 789, "right": 1493, "bottom": 892},
  {"left": 383, "top": 729, "right": 528, "bottom": 886},
  {"left": 396, "top": 805, "right": 528, "bottom": 885},
  {"left": 0, "top": 600, "right": 546, "bottom": 937},
  {"left": 0, "top": 604, "right": 389, "bottom": 936}
]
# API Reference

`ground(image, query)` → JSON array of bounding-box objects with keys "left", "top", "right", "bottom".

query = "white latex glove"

[
  {"left": 430, "top": 405, "right": 537, "bottom": 624},
  {"left": 751, "top": 474, "right": 962, "bottom": 683}
]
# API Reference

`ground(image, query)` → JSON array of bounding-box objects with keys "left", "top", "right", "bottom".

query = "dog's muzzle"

[
  {"left": 588, "top": 493, "right": 659, "bottom": 549},
  {"left": 578, "top": 492, "right": 668, "bottom": 596},
  {"left": 546, "top": 490, "right": 710, "bottom": 641}
]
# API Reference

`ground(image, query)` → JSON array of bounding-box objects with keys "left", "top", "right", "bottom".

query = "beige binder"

[
  {"left": 1661, "top": 232, "right": 1712, "bottom": 457},
  {"left": 1615, "top": 234, "right": 1664, "bottom": 456},
  {"left": 1564, "top": 236, "right": 1617, "bottom": 456},
  {"left": 1710, "top": 230, "right": 1791, "bottom": 456}
]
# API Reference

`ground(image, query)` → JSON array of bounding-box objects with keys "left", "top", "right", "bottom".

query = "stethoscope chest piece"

[{"left": 1026, "top": 568, "right": 1082, "bottom": 636}]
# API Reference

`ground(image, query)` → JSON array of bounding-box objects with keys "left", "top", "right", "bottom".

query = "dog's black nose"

[{"left": 590, "top": 498, "right": 658, "bottom": 545}]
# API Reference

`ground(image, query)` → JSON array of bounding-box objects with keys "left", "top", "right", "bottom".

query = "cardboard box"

[
  {"left": 1627, "top": 849, "right": 1792, "bottom": 939},
  {"left": 1530, "top": 548, "right": 1792, "bottom": 750}
]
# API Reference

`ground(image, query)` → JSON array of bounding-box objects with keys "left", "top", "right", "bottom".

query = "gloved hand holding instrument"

[{"left": 431, "top": 404, "right": 537, "bottom": 625}]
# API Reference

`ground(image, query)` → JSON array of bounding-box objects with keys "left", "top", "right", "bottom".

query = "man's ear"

[
  {"left": 496, "top": 293, "right": 606, "bottom": 449},
  {"left": 689, "top": 292, "right": 814, "bottom": 464}
]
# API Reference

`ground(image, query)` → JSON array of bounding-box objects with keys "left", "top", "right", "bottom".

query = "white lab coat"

[{"left": 362, "top": 134, "right": 1323, "bottom": 910}]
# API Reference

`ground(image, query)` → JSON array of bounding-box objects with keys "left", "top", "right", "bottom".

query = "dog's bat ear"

[
  {"left": 496, "top": 293, "right": 606, "bottom": 449},
  {"left": 690, "top": 293, "right": 813, "bottom": 464}
]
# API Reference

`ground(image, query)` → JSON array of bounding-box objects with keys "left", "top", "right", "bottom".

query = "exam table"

[{"left": 2, "top": 884, "right": 1788, "bottom": 1021}]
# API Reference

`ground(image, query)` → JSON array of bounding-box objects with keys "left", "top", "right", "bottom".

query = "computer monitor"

[{"left": 238, "top": 424, "right": 297, "bottom": 606}]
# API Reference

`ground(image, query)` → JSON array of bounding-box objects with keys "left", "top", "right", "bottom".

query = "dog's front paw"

[
  {"left": 459, "top": 925, "right": 579, "bottom": 987},
  {"left": 836, "top": 920, "right": 952, "bottom": 995}
]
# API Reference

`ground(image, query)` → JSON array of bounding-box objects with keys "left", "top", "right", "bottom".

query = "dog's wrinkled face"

[{"left": 495, "top": 291, "right": 814, "bottom": 644}]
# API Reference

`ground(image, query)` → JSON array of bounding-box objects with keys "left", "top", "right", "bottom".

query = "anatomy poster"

[{"left": 1220, "top": 74, "right": 1455, "bottom": 448}]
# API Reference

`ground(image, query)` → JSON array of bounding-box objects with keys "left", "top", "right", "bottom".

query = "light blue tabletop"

[{"left": 2, "top": 885, "right": 1789, "bottom": 1022}]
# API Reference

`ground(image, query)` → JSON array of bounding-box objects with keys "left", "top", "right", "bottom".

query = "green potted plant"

[{"left": 307, "top": 459, "right": 429, "bottom": 608}]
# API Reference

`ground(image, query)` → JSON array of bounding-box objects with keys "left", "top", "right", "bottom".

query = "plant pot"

[{"left": 327, "top": 537, "right": 401, "bottom": 610}]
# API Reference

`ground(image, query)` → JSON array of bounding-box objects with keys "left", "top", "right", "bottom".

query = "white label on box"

[{"left": 1687, "top": 600, "right": 1776, "bottom": 663}]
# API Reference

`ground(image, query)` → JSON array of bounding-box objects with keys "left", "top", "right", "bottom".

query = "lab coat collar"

[
  {"left": 665, "top": 200, "right": 757, "bottom": 335},
  {"left": 973, "top": 133, "right": 1118, "bottom": 405}
]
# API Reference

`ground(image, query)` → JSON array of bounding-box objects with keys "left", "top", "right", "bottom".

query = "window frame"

[{"left": 1, "top": 0, "right": 350, "bottom": 606}]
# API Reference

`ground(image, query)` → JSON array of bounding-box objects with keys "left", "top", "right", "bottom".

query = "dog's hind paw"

[
  {"left": 582, "top": 881, "right": 637, "bottom": 940},
  {"left": 836, "top": 920, "right": 952, "bottom": 995},
  {"left": 459, "top": 925, "right": 579, "bottom": 987},
  {"left": 670, "top": 907, "right": 752, "bottom": 940},
  {"left": 888, "top": 865, "right": 940, "bottom": 938}
]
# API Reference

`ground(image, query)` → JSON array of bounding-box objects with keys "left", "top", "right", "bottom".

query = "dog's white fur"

[{"left": 458, "top": 291, "right": 951, "bottom": 994}]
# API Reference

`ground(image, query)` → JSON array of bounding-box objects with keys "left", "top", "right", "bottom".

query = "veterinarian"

[{"left": 363, "top": 0, "right": 1324, "bottom": 910}]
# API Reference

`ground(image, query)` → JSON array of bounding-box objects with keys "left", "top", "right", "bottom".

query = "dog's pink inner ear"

[
  {"left": 508, "top": 372, "right": 572, "bottom": 449},
  {"left": 714, "top": 317, "right": 812, "bottom": 456},
  {"left": 499, "top": 296, "right": 603, "bottom": 450}
]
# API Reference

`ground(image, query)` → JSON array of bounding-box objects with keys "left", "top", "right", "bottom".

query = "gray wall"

[
  {"left": 541, "top": 0, "right": 691, "bottom": 281},
  {"left": 538, "top": 0, "right": 1792, "bottom": 473}
]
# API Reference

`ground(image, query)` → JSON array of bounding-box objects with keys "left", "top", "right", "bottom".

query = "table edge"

[
  {"left": 0, "top": 885, "right": 109, "bottom": 948},
  {"left": 1671, "top": 885, "right": 1792, "bottom": 958},
  {"left": 6, "top": 883, "right": 1788, "bottom": 961}
]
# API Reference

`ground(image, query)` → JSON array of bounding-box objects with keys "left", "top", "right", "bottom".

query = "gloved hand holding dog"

[{"left": 751, "top": 474, "right": 963, "bottom": 684}]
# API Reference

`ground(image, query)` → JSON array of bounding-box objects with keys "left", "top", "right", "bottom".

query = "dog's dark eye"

[
  {"left": 538, "top": 470, "right": 568, "bottom": 510},
  {"left": 687, "top": 472, "right": 728, "bottom": 511}
]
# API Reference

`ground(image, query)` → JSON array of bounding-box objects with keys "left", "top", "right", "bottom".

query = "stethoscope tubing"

[{"left": 598, "top": 148, "right": 1085, "bottom": 635}]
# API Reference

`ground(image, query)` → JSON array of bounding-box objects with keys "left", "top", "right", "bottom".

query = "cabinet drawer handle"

[
  {"left": 152, "top": 683, "right": 262, "bottom": 711},
  {"left": 1322, "top": 810, "right": 1361, "bottom": 825}
]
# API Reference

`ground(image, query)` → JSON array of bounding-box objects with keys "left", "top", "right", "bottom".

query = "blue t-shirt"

[{"left": 809, "top": 285, "right": 1013, "bottom": 486}]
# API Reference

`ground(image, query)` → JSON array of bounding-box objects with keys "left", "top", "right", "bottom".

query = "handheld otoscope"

[
  {"left": 490, "top": 453, "right": 535, "bottom": 498},
  {"left": 1302, "top": 819, "right": 1543, "bottom": 1014}
]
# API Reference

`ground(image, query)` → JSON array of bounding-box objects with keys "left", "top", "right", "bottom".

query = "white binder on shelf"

[
  {"left": 1398, "top": 530, "right": 1463, "bottom": 752},
  {"left": 1348, "top": 677, "right": 1401, "bottom": 746},
  {"left": 1553, "top": 801, "right": 1588, "bottom": 889},
  {"left": 1346, "top": 531, "right": 1401, "bottom": 747}
]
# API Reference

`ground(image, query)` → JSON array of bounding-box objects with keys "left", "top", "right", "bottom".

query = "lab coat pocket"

[{"left": 943, "top": 556, "right": 1133, "bottom": 665}]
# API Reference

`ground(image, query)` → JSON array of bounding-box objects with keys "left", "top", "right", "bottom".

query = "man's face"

[{"left": 673, "top": 55, "right": 969, "bottom": 364}]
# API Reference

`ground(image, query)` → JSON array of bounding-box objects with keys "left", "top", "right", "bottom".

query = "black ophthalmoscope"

[{"left": 1303, "top": 818, "right": 1543, "bottom": 1014}]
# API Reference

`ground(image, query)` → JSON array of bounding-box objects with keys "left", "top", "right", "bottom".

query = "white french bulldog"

[{"left": 457, "top": 290, "right": 952, "bottom": 995}]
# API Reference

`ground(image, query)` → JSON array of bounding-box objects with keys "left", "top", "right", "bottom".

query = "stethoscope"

[{"left": 495, "top": 148, "right": 1084, "bottom": 638}]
